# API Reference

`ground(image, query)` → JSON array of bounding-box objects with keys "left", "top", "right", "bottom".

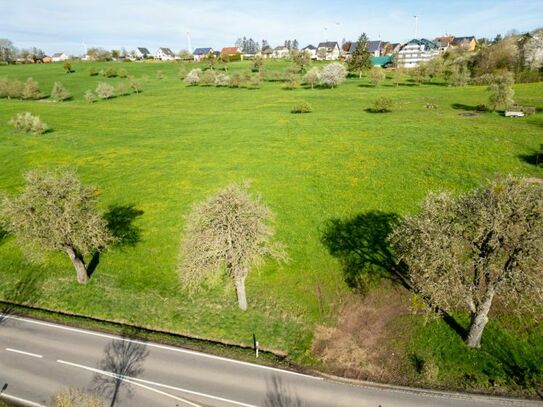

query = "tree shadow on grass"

[
  {"left": 264, "top": 375, "right": 304, "bottom": 407},
  {"left": 88, "top": 204, "right": 144, "bottom": 278},
  {"left": 0, "top": 270, "right": 42, "bottom": 325},
  {"left": 321, "top": 211, "right": 467, "bottom": 339},
  {"left": 91, "top": 328, "right": 149, "bottom": 407},
  {"left": 519, "top": 145, "right": 543, "bottom": 167},
  {"left": 482, "top": 328, "right": 543, "bottom": 392},
  {"left": 0, "top": 228, "right": 8, "bottom": 246},
  {"left": 321, "top": 211, "right": 408, "bottom": 291}
]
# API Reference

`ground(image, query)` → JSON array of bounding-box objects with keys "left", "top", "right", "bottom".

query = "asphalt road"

[{"left": 0, "top": 316, "right": 540, "bottom": 407}]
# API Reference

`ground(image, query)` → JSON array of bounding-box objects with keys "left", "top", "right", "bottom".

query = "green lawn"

[{"left": 1, "top": 60, "right": 542, "bottom": 392}]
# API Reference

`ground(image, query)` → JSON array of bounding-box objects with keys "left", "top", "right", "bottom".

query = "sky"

[{"left": 2, "top": 0, "right": 542, "bottom": 56}]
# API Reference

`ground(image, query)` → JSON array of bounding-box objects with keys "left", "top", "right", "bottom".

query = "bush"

[
  {"left": 9, "top": 112, "right": 48, "bottom": 134},
  {"left": 129, "top": 78, "right": 141, "bottom": 94},
  {"left": 200, "top": 70, "right": 216, "bottom": 86},
  {"left": 89, "top": 67, "right": 98, "bottom": 76},
  {"left": 184, "top": 68, "right": 201, "bottom": 85},
  {"left": 291, "top": 101, "right": 312, "bottom": 113},
  {"left": 320, "top": 62, "right": 347, "bottom": 88},
  {"left": 372, "top": 97, "right": 393, "bottom": 112},
  {"left": 368, "top": 67, "right": 386, "bottom": 86},
  {"left": 63, "top": 62, "right": 74, "bottom": 73},
  {"left": 84, "top": 90, "right": 97, "bottom": 103},
  {"left": 0, "top": 77, "right": 23, "bottom": 99},
  {"left": 115, "top": 81, "right": 131, "bottom": 96},
  {"left": 215, "top": 72, "right": 230, "bottom": 87},
  {"left": 178, "top": 68, "right": 187, "bottom": 80},
  {"left": 303, "top": 67, "right": 321, "bottom": 89},
  {"left": 283, "top": 72, "right": 298, "bottom": 90},
  {"left": 118, "top": 68, "right": 128, "bottom": 78},
  {"left": 249, "top": 74, "right": 261, "bottom": 89},
  {"left": 95, "top": 82, "right": 114, "bottom": 99},
  {"left": 228, "top": 73, "right": 242, "bottom": 88},
  {"left": 156, "top": 70, "right": 165, "bottom": 80},
  {"left": 22, "top": 77, "right": 42, "bottom": 100},
  {"left": 50, "top": 82, "right": 70, "bottom": 102},
  {"left": 103, "top": 67, "right": 117, "bottom": 78}
]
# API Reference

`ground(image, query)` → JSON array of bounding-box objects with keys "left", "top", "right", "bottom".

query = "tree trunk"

[
  {"left": 466, "top": 288, "right": 495, "bottom": 348},
  {"left": 234, "top": 276, "right": 248, "bottom": 311},
  {"left": 359, "top": 71, "right": 362, "bottom": 79},
  {"left": 65, "top": 245, "right": 88, "bottom": 284}
]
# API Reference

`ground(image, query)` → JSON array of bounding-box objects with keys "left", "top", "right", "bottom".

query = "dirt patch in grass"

[{"left": 312, "top": 281, "right": 411, "bottom": 383}]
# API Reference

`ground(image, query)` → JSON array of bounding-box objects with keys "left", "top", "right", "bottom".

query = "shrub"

[
  {"left": 178, "top": 68, "right": 187, "bottom": 80},
  {"left": 368, "top": 67, "right": 386, "bottom": 86},
  {"left": 215, "top": 72, "right": 230, "bottom": 87},
  {"left": 320, "top": 62, "right": 347, "bottom": 88},
  {"left": 63, "top": 62, "right": 73, "bottom": 73},
  {"left": 184, "top": 68, "right": 201, "bottom": 85},
  {"left": 50, "top": 82, "right": 70, "bottom": 101},
  {"left": 129, "top": 78, "right": 141, "bottom": 94},
  {"left": 283, "top": 72, "right": 298, "bottom": 90},
  {"left": 249, "top": 74, "right": 261, "bottom": 89},
  {"left": 95, "top": 82, "right": 114, "bottom": 99},
  {"left": 22, "top": 77, "right": 42, "bottom": 100},
  {"left": 9, "top": 112, "right": 48, "bottom": 134},
  {"left": 156, "top": 70, "right": 165, "bottom": 80},
  {"left": 84, "top": 90, "right": 97, "bottom": 103},
  {"left": 103, "top": 67, "right": 117, "bottom": 78},
  {"left": 372, "top": 97, "right": 393, "bottom": 112},
  {"left": 303, "top": 67, "right": 321, "bottom": 89},
  {"left": 291, "top": 101, "right": 312, "bottom": 113},
  {"left": 488, "top": 72, "right": 515, "bottom": 110},
  {"left": 115, "top": 81, "right": 131, "bottom": 96},
  {"left": 89, "top": 67, "right": 98, "bottom": 76},
  {"left": 118, "top": 68, "right": 128, "bottom": 78},
  {"left": 0, "top": 77, "right": 23, "bottom": 99},
  {"left": 228, "top": 73, "right": 242, "bottom": 88},
  {"left": 200, "top": 70, "right": 216, "bottom": 86}
]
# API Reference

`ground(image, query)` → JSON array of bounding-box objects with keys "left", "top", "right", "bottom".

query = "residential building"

[
  {"left": 302, "top": 45, "right": 317, "bottom": 59},
  {"left": 395, "top": 39, "right": 439, "bottom": 68},
  {"left": 221, "top": 47, "right": 242, "bottom": 60},
  {"left": 51, "top": 52, "right": 69, "bottom": 62},
  {"left": 435, "top": 35, "right": 455, "bottom": 51},
  {"left": 272, "top": 46, "right": 290, "bottom": 59},
  {"left": 155, "top": 47, "right": 175, "bottom": 61},
  {"left": 134, "top": 47, "right": 151, "bottom": 60},
  {"left": 389, "top": 43, "right": 402, "bottom": 54},
  {"left": 316, "top": 42, "right": 340, "bottom": 60},
  {"left": 261, "top": 47, "right": 274, "bottom": 59},
  {"left": 193, "top": 47, "right": 213, "bottom": 61},
  {"left": 450, "top": 36, "right": 477, "bottom": 52}
]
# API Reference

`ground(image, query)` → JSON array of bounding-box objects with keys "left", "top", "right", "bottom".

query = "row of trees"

[
  {"left": 0, "top": 77, "right": 70, "bottom": 101},
  {"left": 1, "top": 170, "right": 541, "bottom": 348}
]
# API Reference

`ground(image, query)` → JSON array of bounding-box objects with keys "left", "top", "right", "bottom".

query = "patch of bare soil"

[{"left": 312, "top": 281, "right": 412, "bottom": 383}]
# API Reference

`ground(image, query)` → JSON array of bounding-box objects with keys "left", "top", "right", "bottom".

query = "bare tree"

[
  {"left": 0, "top": 170, "right": 115, "bottom": 284},
  {"left": 178, "top": 183, "right": 285, "bottom": 310},
  {"left": 303, "top": 67, "right": 320, "bottom": 89},
  {"left": 368, "top": 67, "right": 385, "bottom": 86},
  {"left": 389, "top": 177, "right": 543, "bottom": 348}
]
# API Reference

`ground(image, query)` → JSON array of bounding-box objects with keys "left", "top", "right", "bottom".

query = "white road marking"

[
  {"left": 57, "top": 359, "right": 258, "bottom": 407},
  {"left": 4, "top": 315, "right": 319, "bottom": 380},
  {"left": 5, "top": 347, "right": 43, "bottom": 358},
  {"left": 57, "top": 359, "right": 202, "bottom": 407},
  {"left": 0, "top": 392, "right": 47, "bottom": 407}
]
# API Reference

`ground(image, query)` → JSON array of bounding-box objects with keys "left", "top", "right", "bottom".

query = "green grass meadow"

[{"left": 1, "top": 60, "right": 542, "bottom": 392}]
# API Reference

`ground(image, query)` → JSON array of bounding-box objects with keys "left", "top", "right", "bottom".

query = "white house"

[
  {"left": 396, "top": 39, "right": 439, "bottom": 68},
  {"left": 155, "top": 47, "right": 175, "bottom": 61},
  {"left": 51, "top": 52, "right": 69, "bottom": 62},
  {"left": 272, "top": 46, "right": 290, "bottom": 59},
  {"left": 302, "top": 45, "right": 317, "bottom": 59},
  {"left": 316, "top": 42, "right": 340, "bottom": 60},
  {"left": 134, "top": 47, "right": 151, "bottom": 60},
  {"left": 193, "top": 47, "right": 213, "bottom": 61}
]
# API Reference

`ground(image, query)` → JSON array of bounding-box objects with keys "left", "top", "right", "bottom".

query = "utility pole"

[
  {"left": 323, "top": 26, "right": 328, "bottom": 41},
  {"left": 335, "top": 22, "right": 340, "bottom": 45},
  {"left": 414, "top": 15, "right": 419, "bottom": 38}
]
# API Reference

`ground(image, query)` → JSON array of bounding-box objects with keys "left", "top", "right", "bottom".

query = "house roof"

[
  {"left": 262, "top": 47, "right": 274, "bottom": 54},
  {"left": 221, "top": 47, "right": 241, "bottom": 55},
  {"left": 158, "top": 48, "right": 175, "bottom": 56},
  {"left": 137, "top": 47, "right": 150, "bottom": 55},
  {"left": 317, "top": 42, "right": 339, "bottom": 50},
  {"left": 302, "top": 44, "right": 317, "bottom": 50},
  {"left": 403, "top": 38, "right": 438, "bottom": 50},
  {"left": 193, "top": 47, "right": 212, "bottom": 55},
  {"left": 274, "top": 46, "right": 289, "bottom": 51},
  {"left": 451, "top": 36, "right": 476, "bottom": 45},
  {"left": 52, "top": 52, "right": 65, "bottom": 57},
  {"left": 368, "top": 40, "right": 384, "bottom": 52}
]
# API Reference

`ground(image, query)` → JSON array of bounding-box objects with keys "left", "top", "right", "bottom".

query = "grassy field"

[{"left": 0, "top": 60, "right": 542, "bottom": 393}]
